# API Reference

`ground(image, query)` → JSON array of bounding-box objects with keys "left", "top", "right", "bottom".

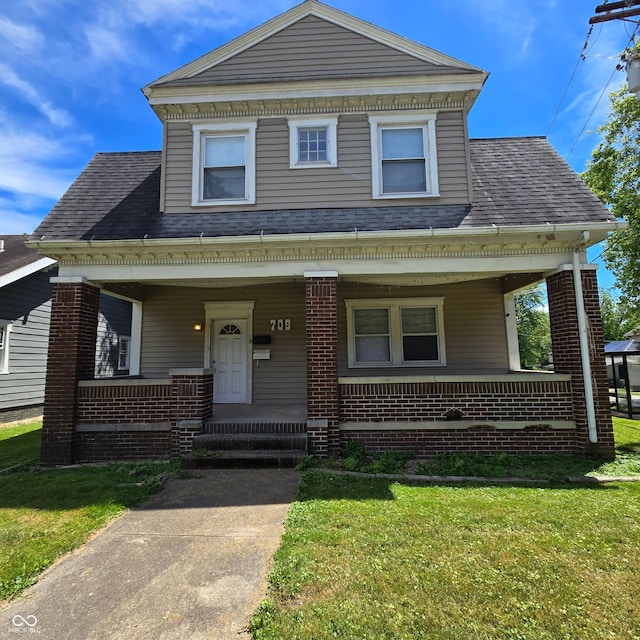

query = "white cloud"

[
  {"left": 0, "top": 129, "right": 79, "bottom": 200},
  {"left": 0, "top": 207, "right": 48, "bottom": 235},
  {"left": 0, "top": 62, "right": 73, "bottom": 128},
  {"left": 0, "top": 17, "right": 43, "bottom": 52}
]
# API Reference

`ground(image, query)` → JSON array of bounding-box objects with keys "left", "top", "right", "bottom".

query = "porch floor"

[{"left": 211, "top": 404, "right": 307, "bottom": 424}]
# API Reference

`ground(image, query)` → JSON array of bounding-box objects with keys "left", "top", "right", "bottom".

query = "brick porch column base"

[
  {"left": 305, "top": 273, "right": 339, "bottom": 457},
  {"left": 547, "top": 267, "right": 614, "bottom": 458},
  {"left": 170, "top": 368, "right": 214, "bottom": 456},
  {"left": 41, "top": 280, "right": 100, "bottom": 466}
]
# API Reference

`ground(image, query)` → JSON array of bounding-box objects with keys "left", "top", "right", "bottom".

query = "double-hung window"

[
  {"left": 118, "top": 336, "right": 131, "bottom": 372},
  {"left": 0, "top": 321, "right": 12, "bottom": 374},
  {"left": 288, "top": 117, "right": 338, "bottom": 168},
  {"left": 346, "top": 298, "right": 445, "bottom": 367},
  {"left": 369, "top": 114, "right": 439, "bottom": 198},
  {"left": 192, "top": 122, "right": 257, "bottom": 206}
]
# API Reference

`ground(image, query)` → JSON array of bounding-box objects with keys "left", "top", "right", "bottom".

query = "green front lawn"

[
  {"left": 0, "top": 420, "right": 175, "bottom": 602},
  {"left": 251, "top": 473, "right": 640, "bottom": 639}
]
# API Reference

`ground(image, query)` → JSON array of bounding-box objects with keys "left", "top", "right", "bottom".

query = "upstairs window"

[
  {"left": 345, "top": 298, "right": 446, "bottom": 368},
  {"left": 369, "top": 114, "right": 439, "bottom": 199},
  {"left": 288, "top": 117, "right": 338, "bottom": 168},
  {"left": 192, "top": 122, "right": 256, "bottom": 206}
]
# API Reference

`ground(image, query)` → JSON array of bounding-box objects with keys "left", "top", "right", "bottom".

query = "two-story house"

[{"left": 29, "top": 0, "right": 621, "bottom": 466}]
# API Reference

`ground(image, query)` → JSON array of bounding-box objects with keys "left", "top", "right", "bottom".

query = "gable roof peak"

[{"left": 143, "top": 0, "right": 485, "bottom": 93}]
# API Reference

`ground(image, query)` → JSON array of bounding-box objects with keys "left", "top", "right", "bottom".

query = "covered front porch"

[{"left": 35, "top": 224, "right": 616, "bottom": 464}]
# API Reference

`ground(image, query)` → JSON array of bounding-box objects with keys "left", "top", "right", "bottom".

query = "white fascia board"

[
  {"left": 29, "top": 221, "right": 627, "bottom": 256},
  {"left": 0, "top": 257, "right": 56, "bottom": 289},
  {"left": 146, "top": 75, "right": 487, "bottom": 106},
  {"left": 143, "top": 1, "right": 485, "bottom": 93}
]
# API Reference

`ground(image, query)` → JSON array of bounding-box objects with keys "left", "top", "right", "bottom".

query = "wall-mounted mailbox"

[
  {"left": 253, "top": 349, "right": 271, "bottom": 360},
  {"left": 253, "top": 335, "right": 271, "bottom": 345}
]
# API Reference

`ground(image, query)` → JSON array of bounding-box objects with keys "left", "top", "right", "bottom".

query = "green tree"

[
  {"left": 582, "top": 80, "right": 640, "bottom": 306},
  {"left": 515, "top": 286, "right": 551, "bottom": 370},
  {"left": 600, "top": 288, "right": 640, "bottom": 341}
]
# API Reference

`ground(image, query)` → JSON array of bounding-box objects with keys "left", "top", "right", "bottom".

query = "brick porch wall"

[
  {"left": 547, "top": 268, "right": 614, "bottom": 458},
  {"left": 339, "top": 376, "right": 577, "bottom": 456},
  {"left": 340, "top": 378, "right": 574, "bottom": 422},
  {"left": 73, "top": 369, "right": 214, "bottom": 463},
  {"left": 41, "top": 281, "right": 100, "bottom": 466}
]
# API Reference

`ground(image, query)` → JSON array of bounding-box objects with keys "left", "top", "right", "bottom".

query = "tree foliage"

[
  {"left": 582, "top": 81, "right": 640, "bottom": 305},
  {"left": 515, "top": 286, "right": 551, "bottom": 370},
  {"left": 600, "top": 289, "right": 640, "bottom": 341}
]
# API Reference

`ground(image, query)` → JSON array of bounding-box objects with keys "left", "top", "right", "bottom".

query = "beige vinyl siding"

[
  {"left": 163, "top": 110, "right": 470, "bottom": 213},
  {"left": 139, "top": 283, "right": 306, "bottom": 404},
  {"left": 338, "top": 279, "right": 509, "bottom": 376},
  {"left": 164, "top": 15, "right": 468, "bottom": 87}
]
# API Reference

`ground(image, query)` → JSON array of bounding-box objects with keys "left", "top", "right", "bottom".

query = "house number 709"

[{"left": 270, "top": 319, "right": 291, "bottom": 331}]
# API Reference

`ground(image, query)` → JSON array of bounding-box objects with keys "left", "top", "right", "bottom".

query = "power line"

[{"left": 546, "top": 25, "right": 595, "bottom": 136}]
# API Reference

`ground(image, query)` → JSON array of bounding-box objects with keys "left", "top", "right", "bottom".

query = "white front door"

[{"left": 212, "top": 320, "right": 249, "bottom": 403}]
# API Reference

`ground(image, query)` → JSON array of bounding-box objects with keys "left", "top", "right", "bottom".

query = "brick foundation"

[
  {"left": 342, "top": 425, "right": 577, "bottom": 456},
  {"left": 306, "top": 275, "right": 339, "bottom": 456},
  {"left": 547, "top": 268, "right": 614, "bottom": 458}
]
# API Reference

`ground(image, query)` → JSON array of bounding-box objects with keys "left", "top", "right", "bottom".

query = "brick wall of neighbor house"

[
  {"left": 547, "top": 268, "right": 614, "bottom": 458},
  {"left": 306, "top": 276, "right": 339, "bottom": 456},
  {"left": 41, "top": 281, "right": 100, "bottom": 466}
]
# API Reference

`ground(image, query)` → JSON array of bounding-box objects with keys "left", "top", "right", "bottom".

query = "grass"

[
  {"left": 0, "top": 421, "right": 176, "bottom": 602},
  {"left": 251, "top": 473, "right": 640, "bottom": 639},
  {"left": 314, "top": 417, "right": 640, "bottom": 482},
  {"left": 0, "top": 420, "right": 42, "bottom": 469}
]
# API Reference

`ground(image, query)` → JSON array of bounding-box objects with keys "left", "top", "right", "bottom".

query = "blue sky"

[{"left": 0, "top": 0, "right": 635, "bottom": 289}]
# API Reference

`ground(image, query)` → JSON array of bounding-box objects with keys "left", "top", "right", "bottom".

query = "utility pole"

[{"left": 589, "top": 1, "right": 640, "bottom": 25}]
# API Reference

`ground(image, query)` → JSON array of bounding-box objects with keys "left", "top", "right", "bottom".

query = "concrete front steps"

[{"left": 182, "top": 423, "right": 308, "bottom": 469}]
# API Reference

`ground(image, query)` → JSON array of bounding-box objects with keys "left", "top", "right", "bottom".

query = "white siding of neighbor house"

[
  {"left": 162, "top": 110, "right": 470, "bottom": 213},
  {"left": 139, "top": 283, "right": 307, "bottom": 405},
  {"left": 0, "top": 269, "right": 52, "bottom": 414}
]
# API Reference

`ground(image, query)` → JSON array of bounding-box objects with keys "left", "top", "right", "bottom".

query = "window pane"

[
  {"left": 402, "top": 307, "right": 436, "bottom": 334},
  {"left": 403, "top": 335, "right": 439, "bottom": 361},
  {"left": 381, "top": 128, "right": 424, "bottom": 159},
  {"left": 299, "top": 128, "right": 327, "bottom": 162},
  {"left": 205, "top": 136, "right": 245, "bottom": 168},
  {"left": 356, "top": 336, "right": 391, "bottom": 362},
  {"left": 204, "top": 167, "right": 245, "bottom": 199},
  {"left": 354, "top": 308, "right": 389, "bottom": 335},
  {"left": 382, "top": 159, "right": 426, "bottom": 193}
]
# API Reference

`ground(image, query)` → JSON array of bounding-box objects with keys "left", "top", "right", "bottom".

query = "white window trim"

[
  {"left": 288, "top": 117, "right": 338, "bottom": 169},
  {"left": 0, "top": 321, "right": 12, "bottom": 374},
  {"left": 369, "top": 113, "right": 439, "bottom": 199},
  {"left": 345, "top": 298, "right": 446, "bottom": 368},
  {"left": 191, "top": 121, "right": 257, "bottom": 207},
  {"left": 118, "top": 336, "right": 131, "bottom": 372}
]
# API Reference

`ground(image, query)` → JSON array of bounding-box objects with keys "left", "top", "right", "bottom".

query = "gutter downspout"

[{"left": 572, "top": 232, "right": 598, "bottom": 443}]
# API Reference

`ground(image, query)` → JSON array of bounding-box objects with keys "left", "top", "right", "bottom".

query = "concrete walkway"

[{"left": 0, "top": 469, "right": 300, "bottom": 640}]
